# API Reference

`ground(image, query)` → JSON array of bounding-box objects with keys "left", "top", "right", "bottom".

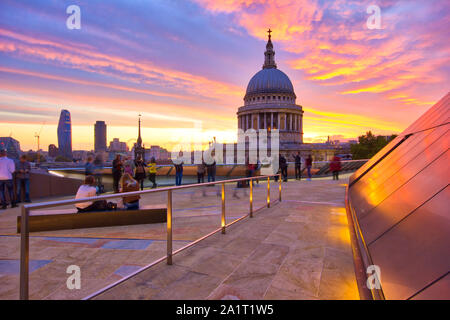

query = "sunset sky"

[{"left": 0, "top": 0, "right": 449, "bottom": 151}]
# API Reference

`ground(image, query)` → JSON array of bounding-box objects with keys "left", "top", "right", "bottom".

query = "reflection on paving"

[{"left": 0, "top": 176, "right": 358, "bottom": 300}]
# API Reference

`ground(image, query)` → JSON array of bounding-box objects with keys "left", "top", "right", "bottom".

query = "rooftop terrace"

[{"left": 0, "top": 174, "right": 358, "bottom": 300}]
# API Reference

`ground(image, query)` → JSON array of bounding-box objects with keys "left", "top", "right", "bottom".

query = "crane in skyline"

[{"left": 35, "top": 121, "right": 45, "bottom": 165}]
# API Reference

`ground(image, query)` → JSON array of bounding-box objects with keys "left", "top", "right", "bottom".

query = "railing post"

[
  {"left": 279, "top": 173, "right": 282, "bottom": 202},
  {"left": 167, "top": 189, "right": 173, "bottom": 265},
  {"left": 221, "top": 183, "right": 226, "bottom": 234},
  {"left": 249, "top": 178, "right": 253, "bottom": 218},
  {"left": 20, "top": 205, "right": 29, "bottom": 300},
  {"left": 267, "top": 176, "right": 270, "bottom": 208}
]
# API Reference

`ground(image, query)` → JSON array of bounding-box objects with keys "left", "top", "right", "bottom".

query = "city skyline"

[{"left": 1, "top": 0, "right": 449, "bottom": 151}]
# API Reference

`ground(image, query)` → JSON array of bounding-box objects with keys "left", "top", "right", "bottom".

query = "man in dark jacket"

[{"left": 16, "top": 155, "right": 31, "bottom": 203}]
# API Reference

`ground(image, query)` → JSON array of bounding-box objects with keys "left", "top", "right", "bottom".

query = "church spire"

[
  {"left": 263, "top": 28, "right": 277, "bottom": 69},
  {"left": 137, "top": 114, "right": 142, "bottom": 146}
]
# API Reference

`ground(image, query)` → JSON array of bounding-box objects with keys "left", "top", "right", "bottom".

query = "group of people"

[
  {"left": 111, "top": 155, "right": 157, "bottom": 193},
  {"left": 0, "top": 149, "right": 32, "bottom": 210},
  {"left": 173, "top": 159, "right": 218, "bottom": 186},
  {"left": 277, "top": 153, "right": 342, "bottom": 181},
  {"left": 75, "top": 172, "right": 141, "bottom": 212},
  {"left": 74, "top": 154, "right": 159, "bottom": 213}
]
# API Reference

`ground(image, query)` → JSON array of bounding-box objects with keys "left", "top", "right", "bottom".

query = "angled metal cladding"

[{"left": 347, "top": 92, "right": 450, "bottom": 299}]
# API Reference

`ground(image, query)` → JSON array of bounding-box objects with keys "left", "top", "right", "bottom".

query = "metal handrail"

[
  {"left": 45, "top": 159, "right": 370, "bottom": 171},
  {"left": 19, "top": 173, "right": 282, "bottom": 300}
]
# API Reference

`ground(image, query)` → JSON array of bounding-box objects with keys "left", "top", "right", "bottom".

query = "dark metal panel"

[
  {"left": 355, "top": 130, "right": 449, "bottom": 217},
  {"left": 349, "top": 135, "right": 404, "bottom": 184},
  {"left": 367, "top": 188, "right": 450, "bottom": 300},
  {"left": 360, "top": 151, "right": 449, "bottom": 244},
  {"left": 403, "top": 94, "right": 449, "bottom": 134},
  {"left": 411, "top": 273, "right": 450, "bottom": 300},
  {"left": 351, "top": 125, "right": 450, "bottom": 217}
]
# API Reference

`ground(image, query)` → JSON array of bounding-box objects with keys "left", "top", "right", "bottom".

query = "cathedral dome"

[
  {"left": 246, "top": 68, "right": 295, "bottom": 96},
  {"left": 244, "top": 29, "right": 296, "bottom": 100}
]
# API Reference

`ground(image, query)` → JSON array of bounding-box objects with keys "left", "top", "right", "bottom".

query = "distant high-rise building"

[
  {"left": 48, "top": 144, "right": 59, "bottom": 158},
  {"left": 108, "top": 138, "right": 128, "bottom": 153},
  {"left": 0, "top": 137, "right": 21, "bottom": 159},
  {"left": 57, "top": 109, "right": 72, "bottom": 159},
  {"left": 94, "top": 121, "right": 107, "bottom": 152}
]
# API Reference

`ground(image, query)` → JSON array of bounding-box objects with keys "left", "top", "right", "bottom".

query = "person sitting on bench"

[
  {"left": 75, "top": 175, "right": 107, "bottom": 213},
  {"left": 120, "top": 173, "right": 140, "bottom": 210}
]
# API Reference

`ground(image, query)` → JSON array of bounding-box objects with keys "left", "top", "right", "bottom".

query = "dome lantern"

[{"left": 263, "top": 28, "right": 277, "bottom": 69}]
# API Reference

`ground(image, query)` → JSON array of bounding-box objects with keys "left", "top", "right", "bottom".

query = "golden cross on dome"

[{"left": 267, "top": 28, "right": 272, "bottom": 40}]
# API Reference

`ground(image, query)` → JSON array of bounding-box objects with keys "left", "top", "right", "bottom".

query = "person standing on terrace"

[
  {"left": 84, "top": 156, "right": 94, "bottom": 176},
  {"left": 294, "top": 152, "right": 302, "bottom": 180},
  {"left": 112, "top": 154, "right": 123, "bottom": 193},
  {"left": 16, "top": 154, "right": 31, "bottom": 203},
  {"left": 206, "top": 160, "right": 216, "bottom": 182},
  {"left": 280, "top": 154, "right": 288, "bottom": 182},
  {"left": 134, "top": 156, "right": 146, "bottom": 190},
  {"left": 123, "top": 155, "right": 135, "bottom": 176},
  {"left": 197, "top": 161, "right": 206, "bottom": 184},
  {"left": 93, "top": 154, "right": 104, "bottom": 194},
  {"left": 305, "top": 154, "right": 313, "bottom": 181},
  {"left": 330, "top": 154, "right": 342, "bottom": 180},
  {"left": 147, "top": 157, "right": 157, "bottom": 189},
  {"left": 0, "top": 149, "right": 16, "bottom": 209}
]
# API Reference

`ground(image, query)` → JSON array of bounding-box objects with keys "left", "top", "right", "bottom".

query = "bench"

[{"left": 17, "top": 205, "right": 167, "bottom": 233}]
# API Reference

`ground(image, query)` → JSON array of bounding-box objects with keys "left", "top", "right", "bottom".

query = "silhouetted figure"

[
  {"left": 16, "top": 155, "right": 31, "bottom": 203},
  {"left": 134, "top": 156, "right": 146, "bottom": 190},
  {"left": 84, "top": 156, "right": 94, "bottom": 176},
  {"left": 305, "top": 155, "right": 313, "bottom": 181},
  {"left": 280, "top": 155, "right": 288, "bottom": 182},
  {"left": 206, "top": 160, "right": 216, "bottom": 182},
  {"left": 112, "top": 154, "right": 123, "bottom": 193},
  {"left": 147, "top": 157, "right": 157, "bottom": 189},
  {"left": 197, "top": 161, "right": 206, "bottom": 184},
  {"left": 294, "top": 152, "right": 302, "bottom": 180},
  {"left": 0, "top": 149, "right": 16, "bottom": 209},
  {"left": 174, "top": 162, "right": 183, "bottom": 186},
  {"left": 330, "top": 155, "right": 342, "bottom": 180}
]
